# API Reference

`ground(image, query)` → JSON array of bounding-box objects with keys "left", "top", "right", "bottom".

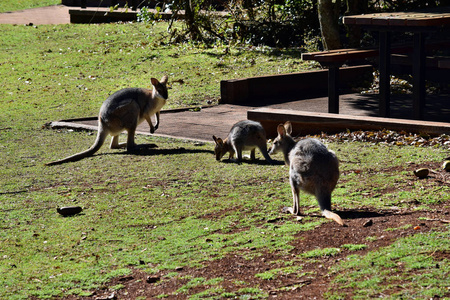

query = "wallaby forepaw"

[{"left": 151, "top": 124, "right": 159, "bottom": 134}]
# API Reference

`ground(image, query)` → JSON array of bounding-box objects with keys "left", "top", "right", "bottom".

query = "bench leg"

[
  {"left": 328, "top": 66, "right": 339, "bottom": 114},
  {"left": 379, "top": 31, "right": 391, "bottom": 118},
  {"left": 413, "top": 32, "right": 426, "bottom": 120}
]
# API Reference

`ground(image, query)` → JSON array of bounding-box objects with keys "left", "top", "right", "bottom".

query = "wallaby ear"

[
  {"left": 277, "top": 124, "right": 286, "bottom": 137},
  {"left": 284, "top": 121, "right": 292, "bottom": 135},
  {"left": 213, "top": 135, "right": 222, "bottom": 145},
  {"left": 160, "top": 75, "right": 168, "bottom": 85},
  {"left": 151, "top": 78, "right": 159, "bottom": 87}
]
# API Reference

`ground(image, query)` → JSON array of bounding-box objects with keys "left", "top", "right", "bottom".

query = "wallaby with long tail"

[
  {"left": 269, "top": 121, "right": 344, "bottom": 226},
  {"left": 212, "top": 120, "right": 273, "bottom": 163},
  {"left": 46, "top": 75, "right": 168, "bottom": 166}
]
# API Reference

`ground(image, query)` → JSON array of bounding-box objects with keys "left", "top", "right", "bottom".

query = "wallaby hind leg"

[
  {"left": 126, "top": 128, "right": 137, "bottom": 152},
  {"left": 110, "top": 136, "right": 118, "bottom": 148},
  {"left": 110, "top": 135, "right": 125, "bottom": 149},
  {"left": 285, "top": 179, "right": 301, "bottom": 215},
  {"left": 291, "top": 185, "right": 301, "bottom": 215}
]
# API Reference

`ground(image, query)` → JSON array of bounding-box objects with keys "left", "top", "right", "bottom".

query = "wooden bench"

[
  {"left": 302, "top": 48, "right": 379, "bottom": 114},
  {"left": 438, "top": 59, "right": 450, "bottom": 69},
  {"left": 301, "top": 42, "right": 445, "bottom": 114}
]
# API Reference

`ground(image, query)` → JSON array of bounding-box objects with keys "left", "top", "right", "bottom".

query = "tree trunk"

[
  {"left": 345, "top": 0, "right": 368, "bottom": 47},
  {"left": 317, "top": 0, "right": 341, "bottom": 50},
  {"left": 185, "top": 0, "right": 202, "bottom": 41}
]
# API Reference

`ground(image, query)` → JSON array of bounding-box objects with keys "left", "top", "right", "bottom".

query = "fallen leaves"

[{"left": 310, "top": 129, "right": 450, "bottom": 148}]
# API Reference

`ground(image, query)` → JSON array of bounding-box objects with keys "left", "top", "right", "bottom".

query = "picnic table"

[{"left": 343, "top": 7, "right": 450, "bottom": 119}]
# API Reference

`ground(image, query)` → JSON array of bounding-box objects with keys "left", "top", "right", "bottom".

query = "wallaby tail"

[
  {"left": 45, "top": 130, "right": 108, "bottom": 166},
  {"left": 322, "top": 209, "right": 345, "bottom": 226},
  {"left": 260, "top": 148, "right": 274, "bottom": 163}
]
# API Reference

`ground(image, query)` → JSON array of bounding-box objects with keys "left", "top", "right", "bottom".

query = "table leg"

[
  {"left": 379, "top": 31, "right": 391, "bottom": 117},
  {"left": 413, "top": 32, "right": 426, "bottom": 120},
  {"left": 328, "top": 66, "right": 339, "bottom": 114}
]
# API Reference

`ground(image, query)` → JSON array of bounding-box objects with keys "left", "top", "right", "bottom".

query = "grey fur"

[
  {"left": 269, "top": 121, "right": 344, "bottom": 225},
  {"left": 213, "top": 120, "right": 273, "bottom": 163},
  {"left": 46, "top": 75, "right": 168, "bottom": 165}
]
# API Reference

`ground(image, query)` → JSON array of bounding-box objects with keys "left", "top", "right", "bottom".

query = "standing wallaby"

[
  {"left": 269, "top": 121, "right": 344, "bottom": 226},
  {"left": 212, "top": 120, "right": 273, "bottom": 163},
  {"left": 46, "top": 75, "right": 168, "bottom": 166}
]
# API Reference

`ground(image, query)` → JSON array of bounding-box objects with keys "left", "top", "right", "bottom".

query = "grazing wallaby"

[
  {"left": 212, "top": 120, "right": 273, "bottom": 163},
  {"left": 269, "top": 121, "right": 344, "bottom": 226},
  {"left": 46, "top": 75, "right": 168, "bottom": 166}
]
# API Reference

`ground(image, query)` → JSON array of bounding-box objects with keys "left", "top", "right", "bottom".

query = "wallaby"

[
  {"left": 269, "top": 121, "right": 344, "bottom": 226},
  {"left": 46, "top": 75, "right": 168, "bottom": 166},
  {"left": 212, "top": 120, "right": 273, "bottom": 163}
]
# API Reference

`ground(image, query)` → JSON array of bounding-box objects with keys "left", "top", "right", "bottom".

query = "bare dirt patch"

[{"left": 63, "top": 205, "right": 450, "bottom": 300}]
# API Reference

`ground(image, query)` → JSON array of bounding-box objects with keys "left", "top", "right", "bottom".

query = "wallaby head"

[
  {"left": 269, "top": 121, "right": 296, "bottom": 164},
  {"left": 151, "top": 75, "right": 169, "bottom": 100},
  {"left": 212, "top": 135, "right": 232, "bottom": 161}
]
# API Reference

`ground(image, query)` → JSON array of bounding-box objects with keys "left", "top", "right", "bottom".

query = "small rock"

[
  {"left": 442, "top": 160, "right": 450, "bottom": 172},
  {"left": 267, "top": 216, "right": 283, "bottom": 223},
  {"left": 413, "top": 168, "right": 429, "bottom": 179},
  {"left": 95, "top": 292, "right": 116, "bottom": 300},
  {"left": 56, "top": 206, "right": 82, "bottom": 216},
  {"left": 146, "top": 275, "right": 161, "bottom": 283},
  {"left": 363, "top": 219, "right": 373, "bottom": 227},
  {"left": 119, "top": 276, "right": 134, "bottom": 282}
]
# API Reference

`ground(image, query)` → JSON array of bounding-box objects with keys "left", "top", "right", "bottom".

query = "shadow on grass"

[
  {"left": 219, "top": 158, "right": 285, "bottom": 166},
  {"left": 297, "top": 209, "right": 405, "bottom": 221},
  {"left": 335, "top": 209, "right": 391, "bottom": 220},
  {"left": 106, "top": 143, "right": 215, "bottom": 157}
]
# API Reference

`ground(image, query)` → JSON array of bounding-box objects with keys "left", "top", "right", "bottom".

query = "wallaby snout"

[{"left": 212, "top": 135, "right": 229, "bottom": 161}]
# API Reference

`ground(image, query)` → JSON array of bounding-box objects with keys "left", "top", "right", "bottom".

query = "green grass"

[
  {"left": 255, "top": 265, "right": 303, "bottom": 280},
  {"left": 0, "top": 21, "right": 449, "bottom": 299},
  {"left": 0, "top": 0, "right": 61, "bottom": 13},
  {"left": 328, "top": 229, "right": 450, "bottom": 299}
]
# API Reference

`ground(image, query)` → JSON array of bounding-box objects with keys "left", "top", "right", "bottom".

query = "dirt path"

[{"left": 0, "top": 5, "right": 71, "bottom": 25}]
